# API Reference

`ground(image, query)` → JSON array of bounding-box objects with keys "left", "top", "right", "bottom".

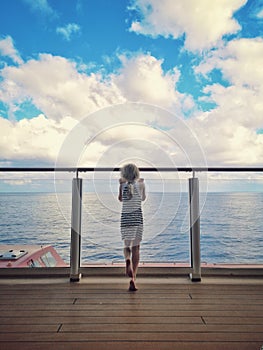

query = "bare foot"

[
  {"left": 126, "top": 259, "right": 133, "bottom": 278},
  {"left": 129, "top": 280, "right": 138, "bottom": 292}
]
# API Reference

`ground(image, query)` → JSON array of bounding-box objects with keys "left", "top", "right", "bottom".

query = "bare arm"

[
  {"left": 118, "top": 184, "right": 122, "bottom": 202},
  {"left": 138, "top": 179, "right": 146, "bottom": 201},
  {"left": 118, "top": 178, "right": 125, "bottom": 201}
]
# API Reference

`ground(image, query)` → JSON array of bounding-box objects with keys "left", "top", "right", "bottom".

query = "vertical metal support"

[
  {"left": 70, "top": 177, "right": 82, "bottom": 282},
  {"left": 189, "top": 176, "right": 201, "bottom": 282}
]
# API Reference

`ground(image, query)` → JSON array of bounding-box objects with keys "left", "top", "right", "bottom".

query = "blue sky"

[{"left": 0, "top": 0, "right": 263, "bottom": 191}]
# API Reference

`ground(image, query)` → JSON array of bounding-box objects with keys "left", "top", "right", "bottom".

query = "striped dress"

[{"left": 120, "top": 182, "right": 143, "bottom": 243}]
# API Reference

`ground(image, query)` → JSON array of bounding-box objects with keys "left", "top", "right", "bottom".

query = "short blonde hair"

[{"left": 121, "top": 163, "right": 140, "bottom": 182}]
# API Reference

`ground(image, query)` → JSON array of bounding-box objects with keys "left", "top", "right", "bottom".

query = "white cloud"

[
  {"left": 0, "top": 114, "right": 77, "bottom": 164},
  {"left": 129, "top": 0, "right": 247, "bottom": 51},
  {"left": 0, "top": 53, "right": 125, "bottom": 120},
  {"left": 0, "top": 49, "right": 198, "bottom": 166},
  {"left": 0, "top": 36, "right": 23, "bottom": 65},
  {"left": 113, "top": 53, "right": 193, "bottom": 115},
  {"left": 196, "top": 38, "right": 263, "bottom": 89},
  {"left": 190, "top": 37, "right": 263, "bottom": 165},
  {"left": 23, "top": 0, "right": 56, "bottom": 17},
  {"left": 56, "top": 23, "right": 81, "bottom": 41},
  {"left": 55, "top": 102, "right": 207, "bottom": 169},
  {"left": 189, "top": 109, "right": 263, "bottom": 165},
  {"left": 0, "top": 48, "right": 194, "bottom": 122},
  {"left": 1, "top": 35, "right": 263, "bottom": 167},
  {"left": 195, "top": 37, "right": 263, "bottom": 130}
]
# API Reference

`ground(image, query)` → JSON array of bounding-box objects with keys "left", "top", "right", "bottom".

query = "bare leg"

[
  {"left": 127, "top": 245, "right": 139, "bottom": 291},
  {"left": 124, "top": 241, "right": 139, "bottom": 292},
  {"left": 123, "top": 246, "right": 131, "bottom": 260},
  {"left": 131, "top": 245, "right": 140, "bottom": 280},
  {"left": 123, "top": 244, "right": 133, "bottom": 278}
]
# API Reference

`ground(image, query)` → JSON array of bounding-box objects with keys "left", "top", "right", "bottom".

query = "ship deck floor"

[{"left": 0, "top": 276, "right": 263, "bottom": 350}]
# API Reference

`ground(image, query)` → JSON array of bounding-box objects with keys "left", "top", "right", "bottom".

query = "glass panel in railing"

[
  {"left": 80, "top": 173, "right": 205, "bottom": 266},
  {"left": 0, "top": 172, "right": 71, "bottom": 268},
  {"left": 200, "top": 173, "right": 263, "bottom": 265}
]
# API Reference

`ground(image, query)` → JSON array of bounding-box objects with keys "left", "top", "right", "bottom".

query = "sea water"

[{"left": 0, "top": 192, "right": 263, "bottom": 264}]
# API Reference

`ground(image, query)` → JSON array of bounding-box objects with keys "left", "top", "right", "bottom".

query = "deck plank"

[
  {"left": 1, "top": 310, "right": 263, "bottom": 318},
  {"left": 0, "top": 342, "right": 262, "bottom": 350},
  {"left": 0, "top": 277, "right": 263, "bottom": 349},
  {"left": 7, "top": 301, "right": 263, "bottom": 309},
  {"left": 59, "top": 323, "right": 263, "bottom": 333},
  {"left": 0, "top": 331, "right": 263, "bottom": 342}
]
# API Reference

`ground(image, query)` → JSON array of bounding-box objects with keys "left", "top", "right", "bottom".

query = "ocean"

[{"left": 0, "top": 191, "right": 263, "bottom": 265}]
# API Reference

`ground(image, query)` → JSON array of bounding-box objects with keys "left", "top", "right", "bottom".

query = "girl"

[{"left": 118, "top": 163, "right": 146, "bottom": 291}]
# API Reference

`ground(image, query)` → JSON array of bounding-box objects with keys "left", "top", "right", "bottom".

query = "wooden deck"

[{"left": 0, "top": 276, "right": 263, "bottom": 350}]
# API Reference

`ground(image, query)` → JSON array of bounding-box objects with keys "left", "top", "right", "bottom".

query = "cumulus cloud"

[
  {"left": 129, "top": 0, "right": 246, "bottom": 51},
  {"left": 0, "top": 53, "right": 125, "bottom": 120},
  {"left": 195, "top": 37, "right": 263, "bottom": 126},
  {"left": 1, "top": 34, "right": 263, "bottom": 167},
  {"left": 0, "top": 36, "right": 23, "bottom": 65},
  {"left": 56, "top": 103, "right": 206, "bottom": 169},
  {"left": 113, "top": 53, "right": 194, "bottom": 116},
  {"left": 189, "top": 110, "right": 263, "bottom": 165},
  {"left": 0, "top": 46, "right": 198, "bottom": 166},
  {"left": 116, "top": 53, "right": 194, "bottom": 116},
  {"left": 113, "top": 54, "right": 179, "bottom": 106},
  {"left": 56, "top": 23, "right": 81, "bottom": 41},
  {"left": 0, "top": 114, "right": 77, "bottom": 164},
  {"left": 190, "top": 37, "right": 263, "bottom": 165},
  {"left": 196, "top": 38, "right": 263, "bottom": 89},
  {"left": 0, "top": 49, "right": 194, "bottom": 122}
]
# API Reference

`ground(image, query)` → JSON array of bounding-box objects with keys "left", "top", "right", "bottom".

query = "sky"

[{"left": 0, "top": 0, "right": 263, "bottom": 191}]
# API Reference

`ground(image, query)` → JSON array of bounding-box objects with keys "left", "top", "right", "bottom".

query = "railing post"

[
  {"left": 70, "top": 177, "right": 82, "bottom": 282},
  {"left": 189, "top": 174, "right": 201, "bottom": 282}
]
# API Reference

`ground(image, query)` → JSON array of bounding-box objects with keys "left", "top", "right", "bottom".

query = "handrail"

[{"left": 1, "top": 167, "right": 263, "bottom": 172}]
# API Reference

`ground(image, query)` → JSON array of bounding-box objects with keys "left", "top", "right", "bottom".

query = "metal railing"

[
  {"left": 1, "top": 166, "right": 263, "bottom": 173},
  {"left": 1, "top": 167, "right": 263, "bottom": 282}
]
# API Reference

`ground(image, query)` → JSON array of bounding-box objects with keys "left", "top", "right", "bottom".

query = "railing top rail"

[{"left": 0, "top": 167, "right": 263, "bottom": 172}]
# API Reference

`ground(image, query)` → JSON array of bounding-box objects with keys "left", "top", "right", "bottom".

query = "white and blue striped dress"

[{"left": 120, "top": 182, "right": 143, "bottom": 243}]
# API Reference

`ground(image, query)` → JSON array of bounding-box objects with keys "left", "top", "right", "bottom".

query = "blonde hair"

[
  {"left": 120, "top": 163, "right": 140, "bottom": 199},
  {"left": 121, "top": 163, "right": 140, "bottom": 182}
]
